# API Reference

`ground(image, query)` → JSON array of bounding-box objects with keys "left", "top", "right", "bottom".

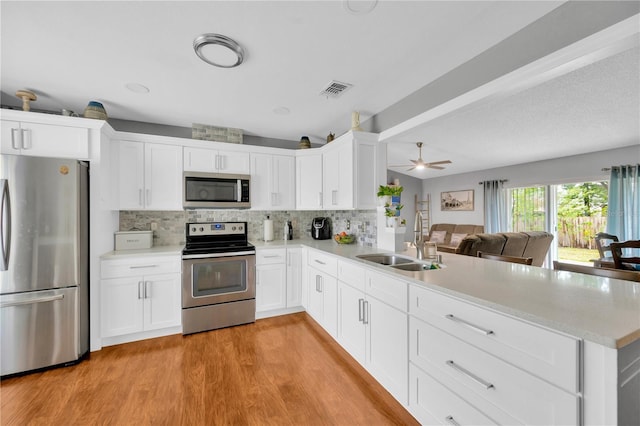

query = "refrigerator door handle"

[
  {"left": 1, "top": 179, "right": 11, "bottom": 271},
  {"left": 0, "top": 294, "right": 64, "bottom": 308}
]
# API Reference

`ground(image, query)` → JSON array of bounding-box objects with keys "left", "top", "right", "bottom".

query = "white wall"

[
  {"left": 387, "top": 171, "right": 422, "bottom": 242},
  {"left": 422, "top": 144, "right": 639, "bottom": 226}
]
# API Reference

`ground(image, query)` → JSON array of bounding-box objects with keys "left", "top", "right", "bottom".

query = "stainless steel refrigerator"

[{"left": 1, "top": 155, "right": 89, "bottom": 376}]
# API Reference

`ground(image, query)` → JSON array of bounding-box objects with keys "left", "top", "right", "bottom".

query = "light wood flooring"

[{"left": 1, "top": 313, "right": 418, "bottom": 425}]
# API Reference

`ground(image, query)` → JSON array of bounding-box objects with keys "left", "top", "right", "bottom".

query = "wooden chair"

[
  {"left": 595, "top": 232, "right": 619, "bottom": 259},
  {"left": 477, "top": 251, "right": 533, "bottom": 265},
  {"left": 609, "top": 240, "right": 640, "bottom": 270},
  {"left": 553, "top": 261, "right": 640, "bottom": 282}
]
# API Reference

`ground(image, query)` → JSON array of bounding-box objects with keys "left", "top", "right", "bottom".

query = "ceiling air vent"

[{"left": 320, "top": 80, "right": 353, "bottom": 98}]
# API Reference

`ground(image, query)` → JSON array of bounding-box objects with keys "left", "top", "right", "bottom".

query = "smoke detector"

[{"left": 320, "top": 80, "right": 353, "bottom": 98}]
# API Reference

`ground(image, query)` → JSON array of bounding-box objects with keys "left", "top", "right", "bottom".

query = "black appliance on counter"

[{"left": 312, "top": 217, "right": 332, "bottom": 240}]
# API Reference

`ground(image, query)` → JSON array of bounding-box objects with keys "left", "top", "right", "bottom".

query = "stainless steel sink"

[
  {"left": 356, "top": 254, "right": 414, "bottom": 266},
  {"left": 390, "top": 263, "right": 431, "bottom": 271}
]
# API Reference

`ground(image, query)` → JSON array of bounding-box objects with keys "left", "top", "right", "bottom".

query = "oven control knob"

[
  {"left": 232, "top": 226, "right": 237, "bottom": 231},
  {"left": 239, "top": 225, "right": 243, "bottom": 231},
  {"left": 191, "top": 227, "right": 196, "bottom": 232},
  {"left": 199, "top": 227, "right": 204, "bottom": 232}
]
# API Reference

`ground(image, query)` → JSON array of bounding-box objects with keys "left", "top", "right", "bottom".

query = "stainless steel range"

[{"left": 181, "top": 222, "right": 256, "bottom": 334}]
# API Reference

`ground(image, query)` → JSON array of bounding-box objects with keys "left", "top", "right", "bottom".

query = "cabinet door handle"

[
  {"left": 130, "top": 264, "right": 158, "bottom": 269},
  {"left": 314, "top": 259, "right": 326, "bottom": 265},
  {"left": 445, "top": 314, "right": 494, "bottom": 336},
  {"left": 263, "top": 255, "right": 280, "bottom": 259},
  {"left": 446, "top": 360, "right": 494, "bottom": 390},
  {"left": 11, "top": 128, "right": 21, "bottom": 150},
  {"left": 444, "top": 416, "right": 460, "bottom": 426},
  {"left": 215, "top": 154, "right": 220, "bottom": 170},
  {"left": 332, "top": 190, "right": 337, "bottom": 205},
  {"left": 358, "top": 298, "right": 364, "bottom": 322},
  {"left": 144, "top": 281, "right": 150, "bottom": 299},
  {"left": 318, "top": 192, "right": 322, "bottom": 207},
  {"left": 21, "top": 129, "right": 31, "bottom": 150},
  {"left": 146, "top": 189, "right": 151, "bottom": 206},
  {"left": 138, "top": 189, "right": 143, "bottom": 206},
  {"left": 363, "top": 300, "right": 369, "bottom": 324},
  {"left": 137, "top": 281, "right": 144, "bottom": 299}
]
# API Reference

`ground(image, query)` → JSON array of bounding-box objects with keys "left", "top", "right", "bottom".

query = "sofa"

[
  {"left": 426, "top": 223, "right": 485, "bottom": 253},
  {"left": 456, "top": 231, "right": 554, "bottom": 267}
]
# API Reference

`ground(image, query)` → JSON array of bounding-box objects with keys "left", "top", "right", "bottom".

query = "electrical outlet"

[
  {"left": 346, "top": 220, "right": 351, "bottom": 230},
  {"left": 150, "top": 222, "right": 158, "bottom": 231}
]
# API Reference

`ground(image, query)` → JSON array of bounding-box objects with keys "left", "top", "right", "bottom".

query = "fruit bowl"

[{"left": 334, "top": 233, "right": 356, "bottom": 244}]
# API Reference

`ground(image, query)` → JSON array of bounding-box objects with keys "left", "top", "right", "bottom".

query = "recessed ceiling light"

[
  {"left": 125, "top": 83, "right": 150, "bottom": 94},
  {"left": 343, "top": 0, "right": 378, "bottom": 15},
  {"left": 273, "top": 106, "right": 290, "bottom": 115},
  {"left": 194, "top": 33, "right": 244, "bottom": 68}
]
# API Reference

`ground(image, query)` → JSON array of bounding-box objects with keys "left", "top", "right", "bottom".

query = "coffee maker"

[{"left": 311, "top": 217, "right": 331, "bottom": 240}]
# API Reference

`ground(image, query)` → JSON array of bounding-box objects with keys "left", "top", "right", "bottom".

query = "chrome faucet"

[{"left": 414, "top": 211, "right": 426, "bottom": 260}]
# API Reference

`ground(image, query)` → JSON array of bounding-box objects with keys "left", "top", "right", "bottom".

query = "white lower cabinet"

[
  {"left": 337, "top": 262, "right": 408, "bottom": 405},
  {"left": 286, "top": 248, "right": 303, "bottom": 307},
  {"left": 100, "top": 255, "right": 181, "bottom": 343},
  {"left": 256, "top": 247, "right": 304, "bottom": 314},
  {"left": 408, "top": 284, "right": 581, "bottom": 425},
  {"left": 256, "top": 248, "right": 287, "bottom": 312},
  {"left": 307, "top": 266, "right": 338, "bottom": 338}
]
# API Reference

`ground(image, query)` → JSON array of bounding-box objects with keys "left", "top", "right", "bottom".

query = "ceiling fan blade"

[
  {"left": 427, "top": 165, "right": 445, "bottom": 170},
  {"left": 388, "top": 164, "right": 413, "bottom": 168},
  {"left": 406, "top": 166, "right": 416, "bottom": 171},
  {"left": 426, "top": 160, "right": 452, "bottom": 166},
  {"left": 410, "top": 159, "right": 420, "bottom": 165}
]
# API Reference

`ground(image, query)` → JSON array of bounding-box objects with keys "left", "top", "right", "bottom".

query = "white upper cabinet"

[
  {"left": 251, "top": 153, "right": 295, "bottom": 210},
  {"left": 183, "top": 146, "right": 250, "bottom": 174},
  {"left": 296, "top": 150, "right": 323, "bottom": 210},
  {"left": 1, "top": 119, "right": 89, "bottom": 159},
  {"left": 297, "top": 131, "right": 382, "bottom": 211},
  {"left": 116, "top": 141, "right": 183, "bottom": 210}
]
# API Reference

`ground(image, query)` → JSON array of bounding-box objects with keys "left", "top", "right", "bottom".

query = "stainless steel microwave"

[{"left": 183, "top": 172, "right": 250, "bottom": 209}]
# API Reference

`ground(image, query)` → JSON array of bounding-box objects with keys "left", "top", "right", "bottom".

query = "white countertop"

[
  {"left": 100, "top": 245, "right": 184, "bottom": 259},
  {"left": 277, "top": 239, "right": 639, "bottom": 349},
  {"left": 103, "top": 239, "right": 639, "bottom": 349}
]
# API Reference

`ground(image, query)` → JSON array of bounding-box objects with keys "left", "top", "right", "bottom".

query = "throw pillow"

[
  {"left": 430, "top": 230, "right": 446, "bottom": 244},
  {"left": 450, "top": 233, "right": 468, "bottom": 246}
]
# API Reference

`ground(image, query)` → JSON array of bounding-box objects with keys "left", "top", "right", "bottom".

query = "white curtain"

[{"left": 483, "top": 180, "right": 507, "bottom": 233}]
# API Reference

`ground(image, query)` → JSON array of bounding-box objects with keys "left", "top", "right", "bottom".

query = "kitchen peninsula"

[{"left": 254, "top": 238, "right": 640, "bottom": 425}]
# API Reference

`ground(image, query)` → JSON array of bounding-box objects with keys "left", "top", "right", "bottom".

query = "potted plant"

[
  {"left": 377, "top": 185, "right": 403, "bottom": 206},
  {"left": 384, "top": 203, "right": 404, "bottom": 227}
]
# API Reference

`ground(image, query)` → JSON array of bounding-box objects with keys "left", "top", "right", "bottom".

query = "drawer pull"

[
  {"left": 445, "top": 314, "right": 494, "bottom": 336},
  {"left": 314, "top": 259, "right": 326, "bottom": 265},
  {"left": 263, "top": 255, "right": 280, "bottom": 258},
  {"left": 446, "top": 360, "right": 494, "bottom": 390},
  {"left": 129, "top": 264, "right": 159, "bottom": 269},
  {"left": 444, "top": 416, "right": 460, "bottom": 426}
]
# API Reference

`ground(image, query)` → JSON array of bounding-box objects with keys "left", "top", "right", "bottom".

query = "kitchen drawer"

[
  {"left": 409, "top": 363, "right": 505, "bottom": 426},
  {"left": 409, "top": 284, "right": 580, "bottom": 393},
  {"left": 256, "top": 248, "right": 286, "bottom": 265},
  {"left": 410, "top": 317, "right": 580, "bottom": 425},
  {"left": 365, "top": 270, "right": 407, "bottom": 312},
  {"left": 101, "top": 255, "right": 181, "bottom": 279},
  {"left": 337, "top": 260, "right": 365, "bottom": 292},
  {"left": 307, "top": 249, "right": 338, "bottom": 277}
]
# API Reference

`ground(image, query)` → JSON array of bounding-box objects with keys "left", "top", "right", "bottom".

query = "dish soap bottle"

[{"left": 284, "top": 220, "right": 293, "bottom": 240}]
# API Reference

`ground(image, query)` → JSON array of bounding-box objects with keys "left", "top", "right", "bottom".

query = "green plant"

[
  {"left": 377, "top": 185, "right": 403, "bottom": 197},
  {"left": 384, "top": 203, "right": 403, "bottom": 217}
]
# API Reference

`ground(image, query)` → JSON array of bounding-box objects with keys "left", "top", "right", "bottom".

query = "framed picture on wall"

[{"left": 441, "top": 190, "right": 474, "bottom": 211}]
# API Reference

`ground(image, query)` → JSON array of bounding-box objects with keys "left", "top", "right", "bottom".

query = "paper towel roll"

[{"left": 264, "top": 217, "right": 274, "bottom": 241}]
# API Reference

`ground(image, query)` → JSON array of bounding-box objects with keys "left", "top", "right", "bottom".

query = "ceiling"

[{"left": 1, "top": 1, "right": 638, "bottom": 179}]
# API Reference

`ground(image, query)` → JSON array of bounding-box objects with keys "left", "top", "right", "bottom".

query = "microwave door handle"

[{"left": 237, "top": 180, "right": 242, "bottom": 202}]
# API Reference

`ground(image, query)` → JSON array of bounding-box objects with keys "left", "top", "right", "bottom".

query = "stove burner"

[{"left": 183, "top": 221, "right": 253, "bottom": 256}]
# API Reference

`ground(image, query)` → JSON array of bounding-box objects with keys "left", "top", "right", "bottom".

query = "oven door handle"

[{"left": 182, "top": 251, "right": 256, "bottom": 260}]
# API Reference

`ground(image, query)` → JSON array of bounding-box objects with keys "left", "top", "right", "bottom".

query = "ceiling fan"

[{"left": 388, "top": 142, "right": 452, "bottom": 171}]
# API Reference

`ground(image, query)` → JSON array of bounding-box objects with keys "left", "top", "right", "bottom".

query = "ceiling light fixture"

[
  {"left": 193, "top": 33, "right": 244, "bottom": 68},
  {"left": 343, "top": 0, "right": 378, "bottom": 15}
]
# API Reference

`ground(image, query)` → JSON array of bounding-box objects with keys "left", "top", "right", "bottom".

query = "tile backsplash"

[{"left": 119, "top": 209, "right": 378, "bottom": 247}]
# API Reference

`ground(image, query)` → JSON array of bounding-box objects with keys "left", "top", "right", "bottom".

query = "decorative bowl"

[{"left": 334, "top": 233, "right": 356, "bottom": 244}]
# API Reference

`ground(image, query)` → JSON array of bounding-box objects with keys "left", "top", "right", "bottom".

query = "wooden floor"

[{"left": 1, "top": 313, "right": 418, "bottom": 425}]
